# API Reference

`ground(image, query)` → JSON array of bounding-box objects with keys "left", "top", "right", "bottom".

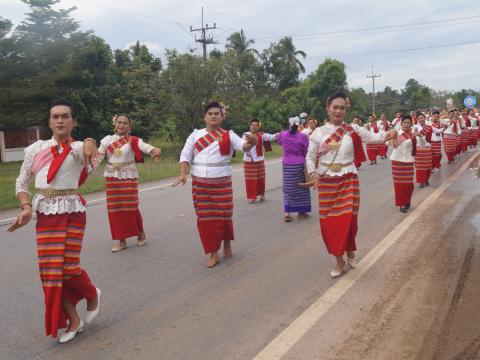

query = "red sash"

[
  {"left": 107, "top": 135, "right": 143, "bottom": 163},
  {"left": 323, "top": 124, "right": 364, "bottom": 166},
  {"left": 194, "top": 128, "right": 231, "bottom": 155},
  {"left": 382, "top": 121, "right": 390, "bottom": 131},
  {"left": 47, "top": 140, "right": 88, "bottom": 186},
  {"left": 396, "top": 132, "right": 416, "bottom": 156},
  {"left": 254, "top": 133, "right": 272, "bottom": 157}
]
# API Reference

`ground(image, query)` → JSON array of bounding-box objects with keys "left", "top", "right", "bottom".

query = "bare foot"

[
  {"left": 284, "top": 213, "right": 293, "bottom": 222},
  {"left": 223, "top": 241, "right": 233, "bottom": 259},
  {"left": 66, "top": 317, "right": 82, "bottom": 332},
  {"left": 137, "top": 230, "right": 146, "bottom": 241},
  {"left": 204, "top": 252, "right": 220, "bottom": 268},
  {"left": 86, "top": 294, "right": 99, "bottom": 311}
]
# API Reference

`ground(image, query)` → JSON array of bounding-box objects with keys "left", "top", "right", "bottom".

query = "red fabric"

[
  {"left": 192, "top": 176, "right": 234, "bottom": 254},
  {"left": 350, "top": 131, "right": 365, "bottom": 167},
  {"left": 354, "top": 142, "right": 367, "bottom": 167},
  {"left": 377, "top": 144, "right": 388, "bottom": 157},
  {"left": 320, "top": 214, "right": 358, "bottom": 256},
  {"left": 424, "top": 125, "right": 433, "bottom": 143},
  {"left": 391, "top": 161, "right": 414, "bottom": 207},
  {"left": 130, "top": 136, "right": 144, "bottom": 163},
  {"left": 431, "top": 141, "right": 442, "bottom": 169},
  {"left": 62, "top": 270, "right": 97, "bottom": 311},
  {"left": 47, "top": 143, "right": 72, "bottom": 184},
  {"left": 105, "top": 177, "right": 143, "bottom": 240},
  {"left": 366, "top": 143, "right": 378, "bottom": 161},
  {"left": 218, "top": 131, "right": 231, "bottom": 155},
  {"left": 244, "top": 161, "right": 265, "bottom": 200}
]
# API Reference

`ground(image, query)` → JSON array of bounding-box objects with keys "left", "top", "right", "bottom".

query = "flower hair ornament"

[
  {"left": 112, "top": 114, "right": 118, "bottom": 126},
  {"left": 345, "top": 97, "right": 351, "bottom": 108},
  {"left": 289, "top": 116, "right": 301, "bottom": 127}
]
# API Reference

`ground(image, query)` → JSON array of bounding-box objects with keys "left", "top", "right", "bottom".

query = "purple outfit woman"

[{"left": 278, "top": 130, "right": 311, "bottom": 214}]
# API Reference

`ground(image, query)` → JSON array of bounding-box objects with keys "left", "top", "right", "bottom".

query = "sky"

[{"left": 2, "top": 0, "right": 479, "bottom": 93}]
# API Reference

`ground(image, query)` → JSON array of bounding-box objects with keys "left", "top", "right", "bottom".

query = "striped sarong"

[
  {"left": 192, "top": 176, "right": 234, "bottom": 254},
  {"left": 243, "top": 160, "right": 266, "bottom": 200},
  {"left": 468, "top": 128, "right": 478, "bottom": 146},
  {"left": 415, "top": 146, "right": 432, "bottom": 184},
  {"left": 36, "top": 212, "right": 96, "bottom": 337},
  {"left": 365, "top": 143, "right": 378, "bottom": 161},
  {"left": 282, "top": 163, "right": 311, "bottom": 213},
  {"left": 391, "top": 161, "right": 414, "bottom": 207},
  {"left": 317, "top": 173, "right": 359, "bottom": 256},
  {"left": 105, "top": 177, "right": 143, "bottom": 240},
  {"left": 461, "top": 130, "right": 469, "bottom": 151},
  {"left": 443, "top": 133, "right": 456, "bottom": 162},
  {"left": 431, "top": 141, "right": 442, "bottom": 169},
  {"left": 377, "top": 143, "right": 388, "bottom": 157}
]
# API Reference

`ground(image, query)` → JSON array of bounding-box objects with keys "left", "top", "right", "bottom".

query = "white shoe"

[
  {"left": 346, "top": 257, "right": 357, "bottom": 269},
  {"left": 59, "top": 321, "right": 84, "bottom": 344},
  {"left": 330, "top": 265, "right": 347, "bottom": 278},
  {"left": 85, "top": 288, "right": 101, "bottom": 324}
]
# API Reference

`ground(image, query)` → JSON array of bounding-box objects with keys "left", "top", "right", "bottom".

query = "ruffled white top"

[
  {"left": 306, "top": 122, "right": 385, "bottom": 177},
  {"left": 15, "top": 138, "right": 87, "bottom": 215},
  {"left": 97, "top": 134, "right": 154, "bottom": 179}
]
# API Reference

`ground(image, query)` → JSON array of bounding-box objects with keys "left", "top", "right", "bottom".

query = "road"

[{"left": 1, "top": 149, "right": 479, "bottom": 360}]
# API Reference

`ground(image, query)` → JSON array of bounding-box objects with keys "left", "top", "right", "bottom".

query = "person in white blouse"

[
  {"left": 173, "top": 101, "right": 257, "bottom": 268},
  {"left": 387, "top": 116, "right": 416, "bottom": 213},
  {"left": 430, "top": 110, "right": 444, "bottom": 171},
  {"left": 8, "top": 99, "right": 101, "bottom": 343},
  {"left": 392, "top": 111, "right": 403, "bottom": 131},
  {"left": 304, "top": 91, "right": 387, "bottom": 278},
  {"left": 97, "top": 115, "right": 161, "bottom": 252},
  {"left": 301, "top": 117, "right": 318, "bottom": 137},
  {"left": 242, "top": 119, "right": 278, "bottom": 203},
  {"left": 412, "top": 113, "right": 433, "bottom": 187}
]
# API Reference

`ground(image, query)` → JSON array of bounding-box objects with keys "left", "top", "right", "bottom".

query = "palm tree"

[
  {"left": 226, "top": 29, "right": 259, "bottom": 56},
  {"left": 277, "top": 36, "right": 306, "bottom": 73}
]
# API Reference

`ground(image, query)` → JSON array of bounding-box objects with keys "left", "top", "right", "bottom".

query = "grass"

[{"left": 0, "top": 140, "right": 281, "bottom": 211}]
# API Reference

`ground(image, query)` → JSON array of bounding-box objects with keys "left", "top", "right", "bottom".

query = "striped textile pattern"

[
  {"left": 317, "top": 173, "right": 359, "bottom": 220},
  {"left": 36, "top": 214, "right": 85, "bottom": 288},
  {"left": 192, "top": 176, "right": 233, "bottom": 222},
  {"left": 282, "top": 163, "right": 311, "bottom": 213},
  {"left": 414, "top": 146, "right": 433, "bottom": 171},
  {"left": 391, "top": 161, "right": 414, "bottom": 183},
  {"left": 468, "top": 128, "right": 478, "bottom": 145},
  {"left": 431, "top": 141, "right": 442, "bottom": 158},
  {"left": 443, "top": 133, "right": 456, "bottom": 154},
  {"left": 366, "top": 143, "right": 378, "bottom": 161},
  {"left": 106, "top": 177, "right": 139, "bottom": 213},
  {"left": 193, "top": 128, "right": 225, "bottom": 153},
  {"left": 244, "top": 160, "right": 265, "bottom": 199}
]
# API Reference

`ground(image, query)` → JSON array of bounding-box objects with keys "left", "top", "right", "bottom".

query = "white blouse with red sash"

[
  {"left": 242, "top": 132, "right": 277, "bottom": 162},
  {"left": 15, "top": 138, "right": 88, "bottom": 215}
]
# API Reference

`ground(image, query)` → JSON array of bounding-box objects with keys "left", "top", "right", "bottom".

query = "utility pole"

[
  {"left": 190, "top": 7, "right": 216, "bottom": 60},
  {"left": 366, "top": 65, "right": 381, "bottom": 115}
]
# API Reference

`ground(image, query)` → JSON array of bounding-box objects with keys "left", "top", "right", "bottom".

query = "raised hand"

[{"left": 150, "top": 148, "right": 161, "bottom": 164}]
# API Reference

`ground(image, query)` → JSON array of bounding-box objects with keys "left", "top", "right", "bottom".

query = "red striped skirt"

[
  {"left": 468, "top": 128, "right": 478, "bottom": 145},
  {"left": 192, "top": 176, "right": 234, "bottom": 254},
  {"left": 415, "top": 146, "right": 432, "bottom": 183},
  {"left": 244, "top": 160, "right": 266, "bottom": 200},
  {"left": 378, "top": 143, "right": 388, "bottom": 157},
  {"left": 430, "top": 141, "right": 442, "bottom": 169},
  {"left": 443, "top": 133, "right": 456, "bottom": 154},
  {"left": 36, "top": 212, "right": 96, "bottom": 337},
  {"left": 106, "top": 177, "right": 143, "bottom": 240},
  {"left": 391, "top": 161, "right": 414, "bottom": 207},
  {"left": 366, "top": 143, "right": 378, "bottom": 161},
  {"left": 461, "top": 130, "right": 469, "bottom": 150},
  {"left": 317, "top": 173, "right": 359, "bottom": 256}
]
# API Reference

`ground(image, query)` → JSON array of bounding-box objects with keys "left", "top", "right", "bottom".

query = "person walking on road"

[
  {"left": 430, "top": 110, "right": 444, "bottom": 171},
  {"left": 8, "top": 99, "right": 101, "bottom": 343},
  {"left": 304, "top": 91, "right": 387, "bottom": 278},
  {"left": 173, "top": 101, "right": 257, "bottom": 268},
  {"left": 278, "top": 115, "right": 311, "bottom": 222},
  {"left": 364, "top": 114, "right": 380, "bottom": 165},
  {"left": 96, "top": 115, "right": 161, "bottom": 252},
  {"left": 242, "top": 119, "right": 278, "bottom": 204},
  {"left": 388, "top": 116, "right": 416, "bottom": 213},
  {"left": 413, "top": 112, "right": 433, "bottom": 188}
]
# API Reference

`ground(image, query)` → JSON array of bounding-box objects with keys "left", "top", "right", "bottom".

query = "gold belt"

[
  {"left": 107, "top": 161, "right": 135, "bottom": 171},
  {"left": 320, "top": 162, "right": 353, "bottom": 173},
  {"left": 35, "top": 188, "right": 77, "bottom": 197}
]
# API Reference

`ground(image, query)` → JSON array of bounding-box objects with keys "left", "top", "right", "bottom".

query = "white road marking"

[
  {"left": 252, "top": 153, "right": 478, "bottom": 360},
  {"left": 0, "top": 159, "right": 282, "bottom": 226}
]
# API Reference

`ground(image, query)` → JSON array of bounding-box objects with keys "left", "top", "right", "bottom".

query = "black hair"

[
  {"left": 448, "top": 110, "right": 455, "bottom": 115},
  {"left": 250, "top": 118, "right": 260, "bottom": 125},
  {"left": 401, "top": 115, "right": 412, "bottom": 123},
  {"left": 115, "top": 114, "right": 132, "bottom": 124},
  {"left": 326, "top": 91, "right": 347, "bottom": 107},
  {"left": 416, "top": 111, "right": 425, "bottom": 118},
  {"left": 204, "top": 101, "right": 222, "bottom": 114},
  {"left": 432, "top": 110, "right": 440, "bottom": 115},
  {"left": 289, "top": 124, "right": 298, "bottom": 134},
  {"left": 49, "top": 98, "right": 75, "bottom": 119}
]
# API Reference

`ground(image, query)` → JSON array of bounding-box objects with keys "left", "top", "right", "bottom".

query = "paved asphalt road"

[{"left": 1, "top": 149, "right": 479, "bottom": 360}]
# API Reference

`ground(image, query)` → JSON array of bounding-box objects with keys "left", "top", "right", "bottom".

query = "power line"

[
  {"left": 190, "top": 7, "right": 217, "bottom": 60},
  {"left": 366, "top": 66, "right": 381, "bottom": 114}
]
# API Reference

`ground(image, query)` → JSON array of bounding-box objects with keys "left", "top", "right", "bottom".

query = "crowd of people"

[{"left": 6, "top": 94, "right": 479, "bottom": 344}]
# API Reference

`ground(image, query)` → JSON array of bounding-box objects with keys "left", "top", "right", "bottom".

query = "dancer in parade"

[
  {"left": 304, "top": 91, "right": 387, "bottom": 278},
  {"left": 242, "top": 119, "right": 278, "bottom": 203},
  {"left": 430, "top": 110, "right": 444, "bottom": 171},
  {"left": 8, "top": 99, "right": 101, "bottom": 343},
  {"left": 302, "top": 117, "right": 318, "bottom": 137},
  {"left": 388, "top": 116, "right": 416, "bottom": 213},
  {"left": 392, "top": 111, "right": 403, "bottom": 130},
  {"left": 351, "top": 116, "right": 367, "bottom": 168},
  {"left": 413, "top": 112, "right": 433, "bottom": 187},
  {"left": 278, "top": 115, "right": 311, "bottom": 222},
  {"left": 443, "top": 110, "right": 459, "bottom": 164},
  {"left": 173, "top": 101, "right": 257, "bottom": 268},
  {"left": 377, "top": 114, "right": 390, "bottom": 159},
  {"left": 96, "top": 115, "right": 161, "bottom": 252},
  {"left": 364, "top": 114, "right": 380, "bottom": 165},
  {"left": 469, "top": 109, "right": 479, "bottom": 147}
]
